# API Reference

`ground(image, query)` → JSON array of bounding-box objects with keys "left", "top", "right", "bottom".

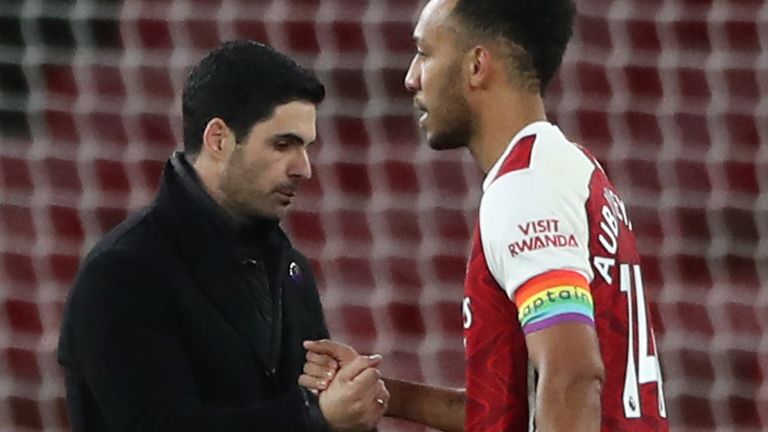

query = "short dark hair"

[
  {"left": 451, "top": 0, "right": 576, "bottom": 92},
  {"left": 182, "top": 40, "right": 326, "bottom": 157}
]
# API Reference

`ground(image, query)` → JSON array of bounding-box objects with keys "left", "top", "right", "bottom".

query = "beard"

[
  {"left": 423, "top": 62, "right": 475, "bottom": 151},
  {"left": 426, "top": 103, "right": 473, "bottom": 151},
  {"left": 218, "top": 147, "right": 285, "bottom": 221}
]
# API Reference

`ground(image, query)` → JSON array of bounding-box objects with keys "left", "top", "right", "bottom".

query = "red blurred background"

[{"left": 0, "top": 0, "right": 766, "bottom": 430}]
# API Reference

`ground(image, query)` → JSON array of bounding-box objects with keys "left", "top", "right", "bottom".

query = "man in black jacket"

[{"left": 58, "top": 40, "right": 388, "bottom": 432}]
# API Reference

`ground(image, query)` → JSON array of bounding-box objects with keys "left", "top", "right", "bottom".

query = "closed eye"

[
  {"left": 271, "top": 133, "right": 313, "bottom": 151},
  {"left": 274, "top": 141, "right": 290, "bottom": 151}
]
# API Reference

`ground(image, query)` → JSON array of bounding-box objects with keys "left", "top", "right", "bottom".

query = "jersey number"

[{"left": 619, "top": 264, "right": 667, "bottom": 419}]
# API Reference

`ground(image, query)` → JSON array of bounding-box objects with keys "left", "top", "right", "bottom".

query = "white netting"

[{"left": 0, "top": 1, "right": 765, "bottom": 431}]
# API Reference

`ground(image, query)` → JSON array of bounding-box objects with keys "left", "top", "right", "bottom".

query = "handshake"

[{"left": 299, "top": 340, "right": 390, "bottom": 432}]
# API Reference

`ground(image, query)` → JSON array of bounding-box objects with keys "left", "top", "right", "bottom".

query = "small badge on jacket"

[{"left": 289, "top": 261, "right": 303, "bottom": 283}]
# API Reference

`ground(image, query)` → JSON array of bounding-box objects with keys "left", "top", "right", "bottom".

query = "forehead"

[
  {"left": 251, "top": 101, "right": 317, "bottom": 140},
  {"left": 414, "top": 0, "right": 458, "bottom": 42}
]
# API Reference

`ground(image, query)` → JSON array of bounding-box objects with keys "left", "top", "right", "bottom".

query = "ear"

[
  {"left": 467, "top": 45, "right": 493, "bottom": 89},
  {"left": 201, "top": 117, "right": 233, "bottom": 162}
]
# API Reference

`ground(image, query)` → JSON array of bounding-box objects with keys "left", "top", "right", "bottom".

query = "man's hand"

[
  {"left": 299, "top": 340, "right": 352, "bottom": 392},
  {"left": 300, "top": 340, "right": 389, "bottom": 431}
]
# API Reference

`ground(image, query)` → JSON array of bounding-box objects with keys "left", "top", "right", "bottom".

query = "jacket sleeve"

[
  {"left": 291, "top": 253, "right": 331, "bottom": 432},
  {"left": 60, "top": 248, "right": 327, "bottom": 432}
]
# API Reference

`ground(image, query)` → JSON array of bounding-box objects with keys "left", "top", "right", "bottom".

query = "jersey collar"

[{"left": 482, "top": 120, "right": 552, "bottom": 192}]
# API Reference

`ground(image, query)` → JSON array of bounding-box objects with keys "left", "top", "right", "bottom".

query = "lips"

[
  {"left": 414, "top": 99, "right": 428, "bottom": 126},
  {"left": 413, "top": 98, "right": 427, "bottom": 114},
  {"left": 275, "top": 182, "right": 298, "bottom": 200},
  {"left": 276, "top": 189, "right": 295, "bottom": 198}
]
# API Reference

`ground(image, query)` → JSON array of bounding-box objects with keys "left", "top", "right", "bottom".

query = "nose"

[
  {"left": 404, "top": 55, "right": 421, "bottom": 93},
  {"left": 288, "top": 148, "right": 312, "bottom": 180}
]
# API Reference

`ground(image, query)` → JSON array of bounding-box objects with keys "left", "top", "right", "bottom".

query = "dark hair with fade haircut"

[
  {"left": 451, "top": 0, "right": 576, "bottom": 93},
  {"left": 182, "top": 40, "right": 326, "bottom": 158}
]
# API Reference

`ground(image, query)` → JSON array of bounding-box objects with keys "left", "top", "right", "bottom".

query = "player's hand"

[
  {"left": 299, "top": 339, "right": 360, "bottom": 392},
  {"left": 318, "top": 354, "right": 389, "bottom": 431}
]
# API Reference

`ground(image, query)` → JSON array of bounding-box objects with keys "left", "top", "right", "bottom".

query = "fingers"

[
  {"left": 301, "top": 357, "right": 336, "bottom": 391},
  {"left": 303, "top": 358, "right": 336, "bottom": 379},
  {"left": 306, "top": 350, "right": 339, "bottom": 371},
  {"left": 298, "top": 373, "right": 328, "bottom": 392},
  {"left": 351, "top": 375, "right": 389, "bottom": 422},
  {"left": 374, "top": 379, "right": 390, "bottom": 413},
  {"left": 300, "top": 341, "right": 378, "bottom": 395},
  {"left": 356, "top": 378, "right": 390, "bottom": 428},
  {"left": 347, "top": 364, "right": 380, "bottom": 394},
  {"left": 317, "top": 363, "right": 389, "bottom": 431},
  {"left": 336, "top": 353, "right": 382, "bottom": 383},
  {"left": 300, "top": 342, "right": 382, "bottom": 395},
  {"left": 303, "top": 339, "right": 359, "bottom": 364}
]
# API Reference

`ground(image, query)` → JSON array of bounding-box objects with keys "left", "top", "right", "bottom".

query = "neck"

[
  {"left": 192, "top": 153, "right": 226, "bottom": 204},
  {"left": 467, "top": 90, "right": 546, "bottom": 173}
]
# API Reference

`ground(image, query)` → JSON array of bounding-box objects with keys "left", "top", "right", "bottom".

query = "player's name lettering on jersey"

[
  {"left": 593, "top": 188, "right": 634, "bottom": 284},
  {"left": 604, "top": 187, "right": 632, "bottom": 231},
  {"left": 508, "top": 234, "right": 578, "bottom": 257}
]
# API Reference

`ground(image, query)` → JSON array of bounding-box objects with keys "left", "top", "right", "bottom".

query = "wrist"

[
  {"left": 381, "top": 377, "right": 405, "bottom": 418},
  {"left": 300, "top": 387, "right": 331, "bottom": 432}
]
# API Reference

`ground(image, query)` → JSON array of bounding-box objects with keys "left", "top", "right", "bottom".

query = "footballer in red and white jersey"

[{"left": 463, "top": 121, "right": 668, "bottom": 431}]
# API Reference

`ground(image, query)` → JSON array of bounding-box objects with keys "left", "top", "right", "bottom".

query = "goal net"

[{"left": 0, "top": 0, "right": 765, "bottom": 431}]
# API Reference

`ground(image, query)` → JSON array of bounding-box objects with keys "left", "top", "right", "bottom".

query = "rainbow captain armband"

[{"left": 514, "top": 270, "right": 595, "bottom": 335}]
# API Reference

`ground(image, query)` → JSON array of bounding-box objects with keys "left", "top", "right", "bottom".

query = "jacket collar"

[
  {"left": 169, "top": 152, "right": 279, "bottom": 244},
  {"left": 153, "top": 152, "right": 290, "bottom": 370}
]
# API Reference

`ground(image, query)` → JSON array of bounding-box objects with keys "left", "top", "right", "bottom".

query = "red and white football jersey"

[{"left": 463, "top": 121, "right": 668, "bottom": 431}]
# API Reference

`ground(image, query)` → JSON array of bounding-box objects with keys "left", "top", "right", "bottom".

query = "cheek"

[
  {"left": 421, "top": 61, "right": 447, "bottom": 93},
  {"left": 233, "top": 157, "right": 267, "bottom": 190},
  {"left": 257, "top": 159, "right": 288, "bottom": 186},
  {"left": 421, "top": 64, "right": 433, "bottom": 89}
]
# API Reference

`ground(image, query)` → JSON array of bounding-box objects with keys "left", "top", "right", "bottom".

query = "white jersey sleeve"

[{"left": 479, "top": 153, "right": 594, "bottom": 300}]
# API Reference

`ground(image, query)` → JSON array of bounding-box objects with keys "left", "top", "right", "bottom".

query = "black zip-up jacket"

[{"left": 58, "top": 153, "right": 330, "bottom": 431}]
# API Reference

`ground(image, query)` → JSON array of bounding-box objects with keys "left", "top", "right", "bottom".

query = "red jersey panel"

[{"left": 463, "top": 121, "right": 668, "bottom": 431}]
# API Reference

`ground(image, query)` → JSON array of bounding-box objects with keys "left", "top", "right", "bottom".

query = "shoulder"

[
  {"left": 62, "top": 205, "right": 180, "bottom": 328},
  {"left": 491, "top": 124, "right": 595, "bottom": 189},
  {"left": 83, "top": 205, "right": 170, "bottom": 268},
  {"left": 72, "top": 206, "right": 173, "bottom": 304},
  {"left": 530, "top": 129, "right": 594, "bottom": 182},
  {"left": 481, "top": 124, "right": 596, "bottom": 218},
  {"left": 86, "top": 207, "right": 150, "bottom": 258}
]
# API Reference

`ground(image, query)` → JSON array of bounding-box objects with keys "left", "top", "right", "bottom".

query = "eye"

[{"left": 272, "top": 139, "right": 291, "bottom": 150}]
